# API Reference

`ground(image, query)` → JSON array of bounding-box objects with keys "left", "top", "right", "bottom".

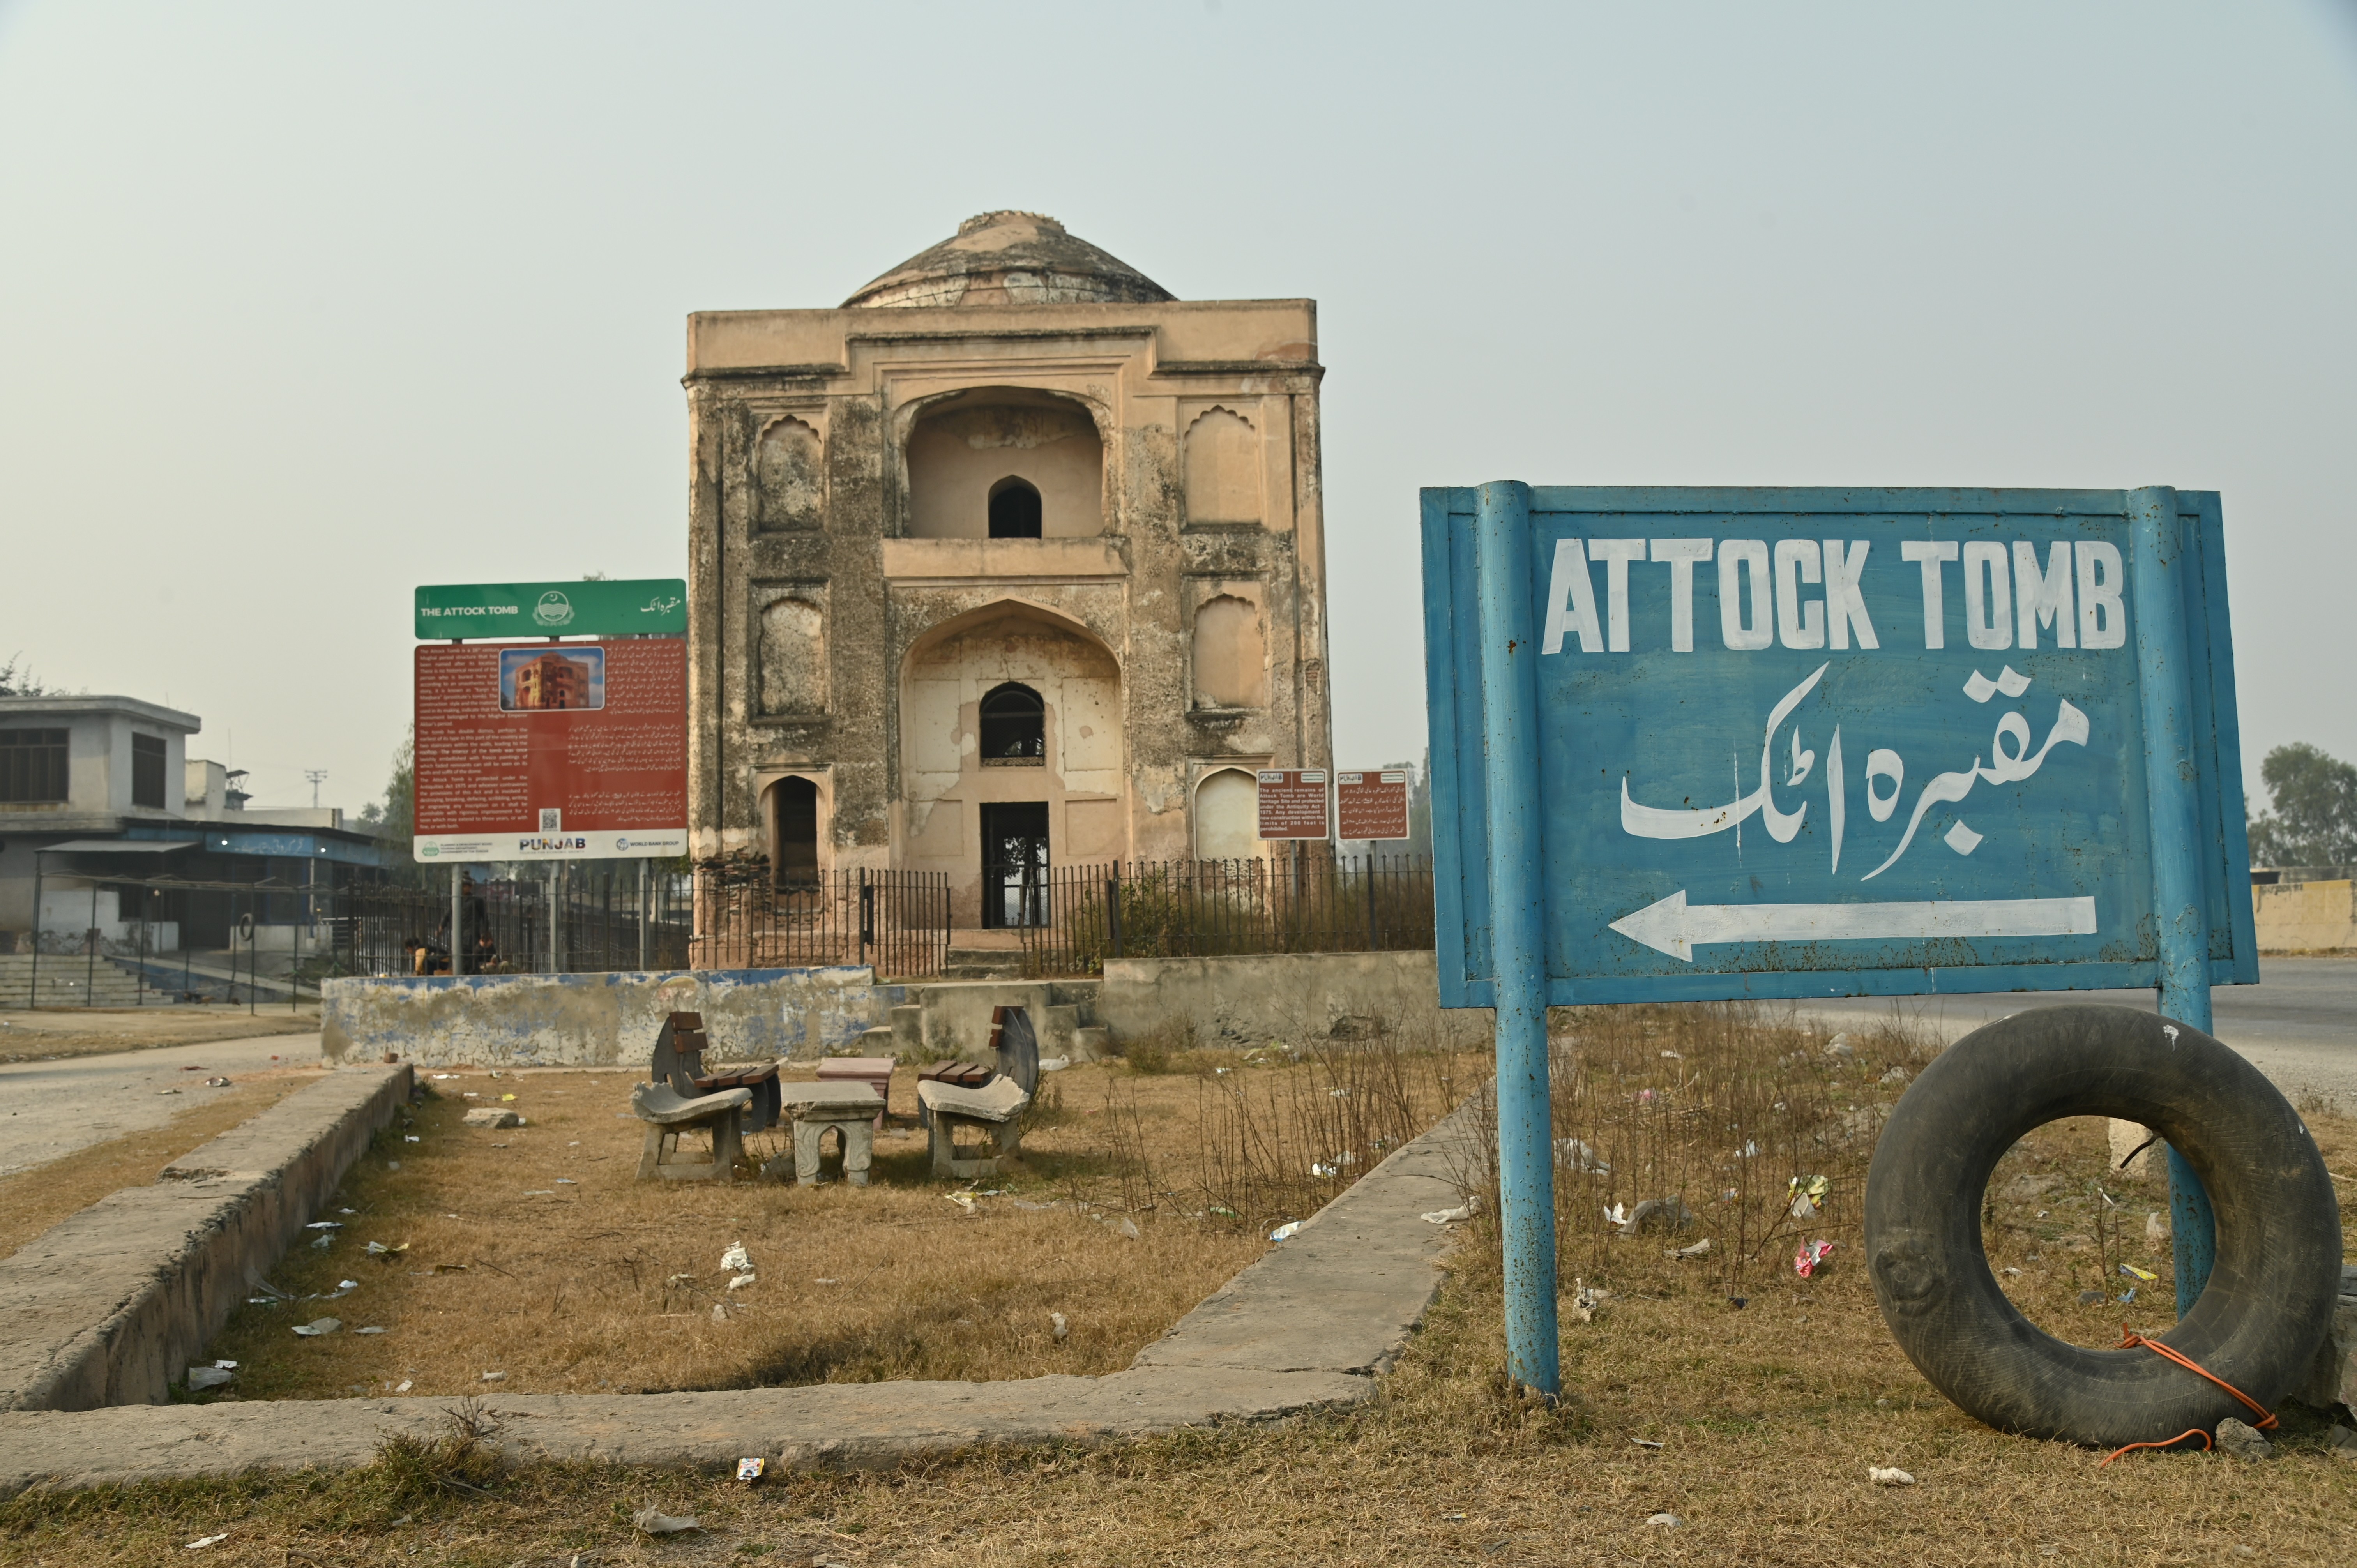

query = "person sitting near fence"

[{"left": 409, "top": 921, "right": 452, "bottom": 976}]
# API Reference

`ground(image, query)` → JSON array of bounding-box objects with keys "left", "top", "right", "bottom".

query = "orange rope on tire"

[{"left": 2097, "top": 1328, "right": 2277, "bottom": 1468}]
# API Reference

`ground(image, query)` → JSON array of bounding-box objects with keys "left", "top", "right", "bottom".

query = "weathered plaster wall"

[{"left": 320, "top": 968, "right": 887, "bottom": 1067}]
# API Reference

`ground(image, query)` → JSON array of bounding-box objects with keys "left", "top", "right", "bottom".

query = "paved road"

[
  {"left": 1795, "top": 956, "right": 2357, "bottom": 1105},
  {"left": 0, "top": 1032, "right": 321, "bottom": 1178}
]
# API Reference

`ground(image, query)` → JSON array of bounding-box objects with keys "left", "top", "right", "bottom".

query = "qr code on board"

[{"left": 538, "top": 808, "right": 562, "bottom": 832}]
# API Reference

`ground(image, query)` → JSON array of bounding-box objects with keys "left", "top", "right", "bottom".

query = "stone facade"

[{"left": 684, "top": 212, "right": 1333, "bottom": 926}]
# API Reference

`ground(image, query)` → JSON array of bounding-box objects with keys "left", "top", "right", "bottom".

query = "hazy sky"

[{"left": 3, "top": 2, "right": 2352, "bottom": 818}]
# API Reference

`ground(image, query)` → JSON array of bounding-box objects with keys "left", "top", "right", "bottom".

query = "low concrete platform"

[
  {"left": 0, "top": 1090, "right": 1478, "bottom": 1492},
  {"left": 0, "top": 1065, "right": 410, "bottom": 1415}
]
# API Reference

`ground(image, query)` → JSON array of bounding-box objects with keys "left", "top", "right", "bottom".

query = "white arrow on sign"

[{"left": 1608, "top": 889, "right": 2097, "bottom": 963}]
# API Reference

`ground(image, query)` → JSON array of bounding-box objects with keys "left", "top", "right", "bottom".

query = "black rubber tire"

[{"left": 1864, "top": 1003, "right": 2343, "bottom": 1448}]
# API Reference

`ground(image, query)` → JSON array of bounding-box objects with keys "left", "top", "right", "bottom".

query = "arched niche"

[
  {"left": 1183, "top": 406, "right": 1260, "bottom": 526},
  {"left": 758, "top": 593, "right": 827, "bottom": 715},
  {"left": 1194, "top": 768, "right": 1264, "bottom": 860},
  {"left": 754, "top": 416, "right": 823, "bottom": 532},
  {"left": 905, "top": 389, "right": 1104, "bottom": 539},
  {"left": 1192, "top": 593, "right": 1268, "bottom": 709}
]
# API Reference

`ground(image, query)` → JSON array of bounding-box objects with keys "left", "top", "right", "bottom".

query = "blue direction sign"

[
  {"left": 1423, "top": 482, "right": 2251, "bottom": 1399},
  {"left": 1421, "top": 486, "right": 2256, "bottom": 1007}
]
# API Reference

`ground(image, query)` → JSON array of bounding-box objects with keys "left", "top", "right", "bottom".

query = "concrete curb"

[
  {"left": 0, "top": 1091, "right": 1480, "bottom": 1493},
  {"left": 0, "top": 1065, "right": 412, "bottom": 1415}
]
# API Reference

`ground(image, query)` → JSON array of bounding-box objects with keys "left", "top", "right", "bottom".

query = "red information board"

[
  {"left": 1255, "top": 769, "right": 1330, "bottom": 840},
  {"left": 1336, "top": 770, "right": 1412, "bottom": 840},
  {"left": 413, "top": 639, "right": 687, "bottom": 862}
]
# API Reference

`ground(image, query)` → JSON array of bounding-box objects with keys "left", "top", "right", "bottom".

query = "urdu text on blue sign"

[{"left": 1421, "top": 487, "right": 2256, "bottom": 1007}]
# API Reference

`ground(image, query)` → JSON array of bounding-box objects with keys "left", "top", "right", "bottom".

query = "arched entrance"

[
  {"left": 899, "top": 601, "right": 1123, "bottom": 928},
  {"left": 760, "top": 775, "right": 823, "bottom": 889}
]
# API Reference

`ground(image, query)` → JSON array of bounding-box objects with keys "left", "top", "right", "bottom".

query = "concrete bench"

[
  {"left": 631, "top": 1082, "right": 753, "bottom": 1181},
  {"left": 916, "top": 1076, "right": 1030, "bottom": 1180}
]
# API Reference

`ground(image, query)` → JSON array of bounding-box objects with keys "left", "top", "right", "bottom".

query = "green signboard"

[{"left": 413, "top": 580, "right": 687, "bottom": 641}]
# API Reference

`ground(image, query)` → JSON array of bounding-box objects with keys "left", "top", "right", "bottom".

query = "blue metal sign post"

[{"left": 1423, "top": 485, "right": 2253, "bottom": 1392}]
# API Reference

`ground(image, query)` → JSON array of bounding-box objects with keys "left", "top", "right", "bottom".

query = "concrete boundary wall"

[
  {"left": 321, "top": 968, "right": 890, "bottom": 1067},
  {"left": 2253, "top": 878, "right": 2357, "bottom": 954},
  {"left": 0, "top": 1094, "right": 1480, "bottom": 1492},
  {"left": 1094, "top": 949, "right": 1456, "bottom": 1046},
  {"left": 0, "top": 1065, "right": 410, "bottom": 1414}
]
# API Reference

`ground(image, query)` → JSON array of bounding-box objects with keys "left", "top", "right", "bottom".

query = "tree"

[
  {"left": 2246, "top": 743, "right": 2357, "bottom": 868},
  {"left": 0, "top": 654, "right": 48, "bottom": 697},
  {"left": 356, "top": 728, "right": 419, "bottom": 878}
]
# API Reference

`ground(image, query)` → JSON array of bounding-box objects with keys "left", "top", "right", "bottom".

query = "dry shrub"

[
  {"left": 1180, "top": 1019, "right": 1483, "bottom": 1235},
  {"left": 353, "top": 1400, "right": 507, "bottom": 1526},
  {"left": 1458, "top": 1002, "right": 1936, "bottom": 1301},
  {"left": 1108, "top": 1014, "right": 1191, "bottom": 1075}
]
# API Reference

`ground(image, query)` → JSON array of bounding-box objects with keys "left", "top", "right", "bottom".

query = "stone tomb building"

[{"left": 685, "top": 212, "right": 1334, "bottom": 927}]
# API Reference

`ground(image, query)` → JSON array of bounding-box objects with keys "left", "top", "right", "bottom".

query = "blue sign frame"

[{"left": 1422, "top": 486, "right": 2256, "bottom": 1008}]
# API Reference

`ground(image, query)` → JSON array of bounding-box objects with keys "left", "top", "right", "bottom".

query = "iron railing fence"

[
  {"left": 6, "top": 863, "right": 697, "bottom": 1006},
  {"left": 336, "top": 863, "right": 695, "bottom": 978},
  {"left": 1018, "top": 849, "right": 1436, "bottom": 978},
  {"left": 689, "top": 863, "right": 951, "bottom": 979}
]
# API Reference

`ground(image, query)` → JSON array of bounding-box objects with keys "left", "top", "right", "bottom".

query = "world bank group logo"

[{"left": 532, "top": 591, "right": 576, "bottom": 628}]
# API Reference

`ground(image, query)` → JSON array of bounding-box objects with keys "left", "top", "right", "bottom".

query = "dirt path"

[
  {"left": 0, "top": 1031, "right": 322, "bottom": 1178},
  {"left": 0, "top": 1005, "right": 319, "bottom": 1065}
]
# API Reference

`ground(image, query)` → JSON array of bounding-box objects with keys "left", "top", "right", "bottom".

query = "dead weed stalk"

[{"left": 1465, "top": 1002, "right": 1945, "bottom": 1298}]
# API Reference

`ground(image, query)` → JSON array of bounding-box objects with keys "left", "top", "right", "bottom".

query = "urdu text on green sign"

[{"left": 413, "top": 580, "right": 687, "bottom": 640}]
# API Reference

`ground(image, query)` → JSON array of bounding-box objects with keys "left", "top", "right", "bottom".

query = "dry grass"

[
  {"left": 0, "top": 1069, "right": 319, "bottom": 1260},
  {"left": 195, "top": 1031, "right": 1482, "bottom": 1402},
  {"left": 7, "top": 1006, "right": 2352, "bottom": 1566},
  {"left": 0, "top": 1004, "right": 318, "bottom": 1063}
]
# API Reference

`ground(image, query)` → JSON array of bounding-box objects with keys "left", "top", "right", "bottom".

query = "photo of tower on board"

[{"left": 499, "top": 646, "right": 604, "bottom": 711}]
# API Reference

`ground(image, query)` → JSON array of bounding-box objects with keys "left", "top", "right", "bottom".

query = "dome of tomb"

[{"left": 843, "top": 211, "right": 1175, "bottom": 310}]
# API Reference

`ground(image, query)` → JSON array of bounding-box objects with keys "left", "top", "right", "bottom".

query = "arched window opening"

[
  {"left": 769, "top": 777, "right": 820, "bottom": 890},
  {"left": 979, "top": 682, "right": 1044, "bottom": 763},
  {"left": 988, "top": 477, "right": 1042, "bottom": 539},
  {"left": 1194, "top": 768, "right": 1262, "bottom": 860}
]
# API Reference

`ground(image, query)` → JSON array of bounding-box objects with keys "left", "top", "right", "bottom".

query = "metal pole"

[
  {"left": 451, "top": 864, "right": 465, "bottom": 980},
  {"left": 29, "top": 855, "right": 42, "bottom": 1008},
  {"left": 2127, "top": 484, "right": 2218, "bottom": 1316},
  {"left": 248, "top": 900, "right": 256, "bottom": 1016},
  {"left": 138, "top": 895, "right": 147, "bottom": 1006},
  {"left": 638, "top": 859, "right": 650, "bottom": 972},
  {"left": 1473, "top": 479, "right": 1560, "bottom": 1396},
  {"left": 86, "top": 884, "right": 97, "bottom": 1006},
  {"left": 292, "top": 862, "right": 305, "bottom": 1012}
]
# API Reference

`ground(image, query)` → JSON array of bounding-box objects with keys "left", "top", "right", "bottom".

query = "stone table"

[{"left": 781, "top": 1082, "right": 887, "bottom": 1187}]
